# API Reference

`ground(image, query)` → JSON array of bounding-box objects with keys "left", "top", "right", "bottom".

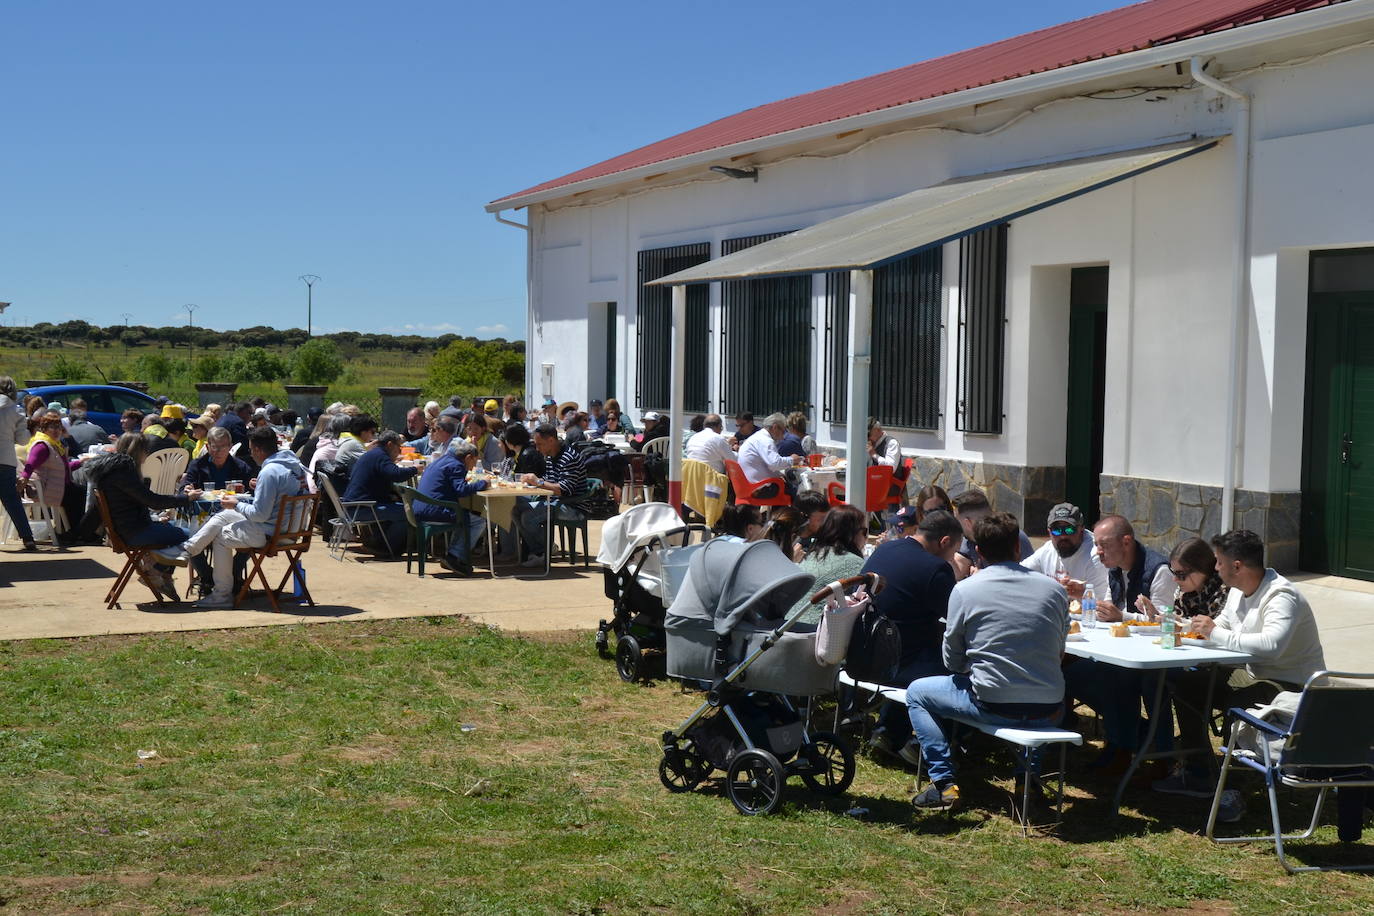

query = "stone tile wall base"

[
  {"left": 1099, "top": 474, "right": 1300, "bottom": 572},
  {"left": 908, "top": 457, "right": 1064, "bottom": 536}
]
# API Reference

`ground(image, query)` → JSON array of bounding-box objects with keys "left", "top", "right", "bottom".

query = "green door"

[
  {"left": 1302, "top": 250, "right": 1374, "bottom": 581},
  {"left": 1065, "top": 267, "right": 1109, "bottom": 525}
]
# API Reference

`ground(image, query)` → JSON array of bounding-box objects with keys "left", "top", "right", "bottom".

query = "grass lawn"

[{"left": 1, "top": 618, "right": 1371, "bottom": 914}]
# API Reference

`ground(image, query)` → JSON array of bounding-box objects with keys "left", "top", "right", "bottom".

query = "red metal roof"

[{"left": 491, "top": 0, "right": 1342, "bottom": 207}]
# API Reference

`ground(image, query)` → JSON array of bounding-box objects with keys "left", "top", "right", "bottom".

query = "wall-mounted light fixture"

[{"left": 709, "top": 165, "right": 759, "bottom": 182}]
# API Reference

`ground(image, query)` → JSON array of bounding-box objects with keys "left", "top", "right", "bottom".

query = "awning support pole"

[
  {"left": 668, "top": 284, "right": 686, "bottom": 512},
  {"left": 846, "top": 269, "right": 873, "bottom": 511}
]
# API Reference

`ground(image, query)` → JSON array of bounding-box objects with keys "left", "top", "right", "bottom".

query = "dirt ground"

[{"left": 0, "top": 518, "right": 614, "bottom": 641}]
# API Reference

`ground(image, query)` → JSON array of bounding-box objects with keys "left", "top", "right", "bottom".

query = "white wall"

[{"left": 518, "top": 38, "right": 1374, "bottom": 493}]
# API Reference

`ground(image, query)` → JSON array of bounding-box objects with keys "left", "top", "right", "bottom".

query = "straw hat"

[{"left": 557, "top": 401, "right": 578, "bottom": 418}]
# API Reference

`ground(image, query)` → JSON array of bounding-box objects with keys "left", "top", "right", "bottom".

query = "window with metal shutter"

[
  {"left": 956, "top": 224, "right": 1008, "bottom": 434},
  {"left": 636, "top": 244, "right": 710, "bottom": 412},
  {"left": 719, "top": 232, "right": 811, "bottom": 418},
  {"left": 823, "top": 247, "right": 942, "bottom": 428}
]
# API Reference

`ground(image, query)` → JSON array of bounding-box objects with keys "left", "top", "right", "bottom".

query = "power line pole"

[
  {"left": 120, "top": 312, "right": 133, "bottom": 357},
  {"left": 184, "top": 303, "right": 199, "bottom": 365},
  {"left": 299, "top": 275, "right": 320, "bottom": 337}
]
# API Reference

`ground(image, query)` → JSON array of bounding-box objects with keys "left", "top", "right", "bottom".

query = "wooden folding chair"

[
  {"left": 95, "top": 489, "right": 168, "bottom": 610},
  {"left": 234, "top": 492, "right": 320, "bottom": 612}
]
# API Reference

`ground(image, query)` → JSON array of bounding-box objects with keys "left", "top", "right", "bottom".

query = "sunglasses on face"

[
  {"left": 1048, "top": 524, "right": 1078, "bottom": 537},
  {"left": 1170, "top": 567, "right": 1193, "bottom": 579}
]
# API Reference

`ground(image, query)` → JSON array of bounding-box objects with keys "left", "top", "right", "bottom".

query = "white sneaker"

[
  {"left": 192, "top": 594, "right": 234, "bottom": 609},
  {"left": 520, "top": 554, "right": 546, "bottom": 568},
  {"left": 152, "top": 546, "right": 190, "bottom": 567}
]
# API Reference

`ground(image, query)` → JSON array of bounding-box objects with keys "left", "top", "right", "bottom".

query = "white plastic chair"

[
  {"left": 1, "top": 476, "right": 68, "bottom": 548},
  {"left": 641, "top": 437, "right": 671, "bottom": 458},
  {"left": 142, "top": 448, "right": 189, "bottom": 496}
]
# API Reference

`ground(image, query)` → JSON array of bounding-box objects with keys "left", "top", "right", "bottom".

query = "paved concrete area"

[
  {"left": 1, "top": 526, "right": 1371, "bottom": 673},
  {"left": 0, "top": 519, "right": 615, "bottom": 641}
]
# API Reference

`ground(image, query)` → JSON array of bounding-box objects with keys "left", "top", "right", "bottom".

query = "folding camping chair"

[{"left": 1207, "top": 670, "right": 1374, "bottom": 873}]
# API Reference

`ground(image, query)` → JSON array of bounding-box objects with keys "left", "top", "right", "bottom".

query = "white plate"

[
  {"left": 1066, "top": 632, "right": 1087, "bottom": 642},
  {"left": 1129, "top": 625, "right": 1162, "bottom": 636}
]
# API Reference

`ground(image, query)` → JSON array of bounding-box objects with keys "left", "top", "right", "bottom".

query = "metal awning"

[{"left": 649, "top": 138, "right": 1219, "bottom": 285}]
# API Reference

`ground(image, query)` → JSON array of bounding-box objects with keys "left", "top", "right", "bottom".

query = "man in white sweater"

[{"left": 1153, "top": 529, "right": 1326, "bottom": 818}]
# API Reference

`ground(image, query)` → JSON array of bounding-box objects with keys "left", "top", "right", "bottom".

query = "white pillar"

[
  {"left": 846, "top": 269, "right": 873, "bottom": 510},
  {"left": 668, "top": 284, "right": 687, "bottom": 510}
]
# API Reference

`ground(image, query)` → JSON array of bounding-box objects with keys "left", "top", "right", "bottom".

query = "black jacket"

[{"left": 84, "top": 452, "right": 190, "bottom": 539}]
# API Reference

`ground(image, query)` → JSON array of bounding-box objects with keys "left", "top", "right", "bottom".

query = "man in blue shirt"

[
  {"left": 861, "top": 508, "right": 961, "bottom": 761},
  {"left": 341, "top": 430, "right": 416, "bottom": 556},
  {"left": 414, "top": 438, "right": 490, "bottom": 576}
]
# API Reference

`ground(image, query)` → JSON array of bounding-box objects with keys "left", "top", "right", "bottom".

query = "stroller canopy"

[
  {"left": 596, "top": 502, "right": 685, "bottom": 572},
  {"left": 670, "top": 539, "right": 813, "bottom": 636}
]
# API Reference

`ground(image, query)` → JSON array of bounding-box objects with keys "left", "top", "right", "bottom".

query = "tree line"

[{"left": 0, "top": 320, "right": 525, "bottom": 357}]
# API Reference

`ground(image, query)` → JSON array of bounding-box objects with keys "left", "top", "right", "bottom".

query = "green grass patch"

[{"left": 1, "top": 619, "right": 1371, "bottom": 914}]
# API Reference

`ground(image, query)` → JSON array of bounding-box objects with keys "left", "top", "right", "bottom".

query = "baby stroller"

[
  {"left": 594, "top": 502, "right": 711, "bottom": 682},
  {"left": 659, "top": 537, "right": 882, "bottom": 815}
]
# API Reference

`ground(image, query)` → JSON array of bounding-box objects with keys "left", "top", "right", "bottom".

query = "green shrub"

[
  {"left": 292, "top": 339, "right": 344, "bottom": 385},
  {"left": 222, "top": 346, "right": 289, "bottom": 383}
]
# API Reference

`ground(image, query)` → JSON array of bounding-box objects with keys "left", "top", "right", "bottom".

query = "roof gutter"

[
  {"left": 485, "top": 0, "right": 1374, "bottom": 212},
  {"left": 1189, "top": 57, "right": 1251, "bottom": 539}
]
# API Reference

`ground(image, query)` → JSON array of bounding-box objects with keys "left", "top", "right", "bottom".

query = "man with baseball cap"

[
  {"left": 587, "top": 398, "right": 607, "bottom": 434},
  {"left": 1022, "top": 502, "right": 1110, "bottom": 599}
]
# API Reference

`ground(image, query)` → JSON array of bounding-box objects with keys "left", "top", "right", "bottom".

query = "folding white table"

[{"left": 1065, "top": 627, "right": 1254, "bottom": 815}]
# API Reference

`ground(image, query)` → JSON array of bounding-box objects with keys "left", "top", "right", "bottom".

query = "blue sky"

[{"left": 2, "top": 0, "right": 1126, "bottom": 338}]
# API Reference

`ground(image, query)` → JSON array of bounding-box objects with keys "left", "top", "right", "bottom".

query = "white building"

[{"left": 487, "top": 0, "right": 1374, "bottom": 578}]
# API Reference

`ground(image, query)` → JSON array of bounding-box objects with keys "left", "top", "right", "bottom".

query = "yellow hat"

[
  {"left": 161, "top": 404, "right": 185, "bottom": 419},
  {"left": 484, "top": 399, "right": 499, "bottom": 412}
]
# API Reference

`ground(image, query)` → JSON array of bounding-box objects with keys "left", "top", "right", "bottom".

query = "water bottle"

[
  {"left": 475, "top": 460, "right": 486, "bottom": 476},
  {"left": 1159, "top": 603, "right": 1175, "bottom": 649},
  {"left": 1081, "top": 584, "right": 1097, "bottom": 630}
]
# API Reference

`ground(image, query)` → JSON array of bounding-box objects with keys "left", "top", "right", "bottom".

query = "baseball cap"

[
  {"left": 542, "top": 397, "right": 556, "bottom": 407},
  {"left": 589, "top": 398, "right": 604, "bottom": 408},
  {"left": 189, "top": 414, "right": 214, "bottom": 429},
  {"left": 484, "top": 399, "right": 499, "bottom": 411},
  {"left": 642, "top": 411, "right": 662, "bottom": 422},
  {"left": 1047, "top": 502, "right": 1084, "bottom": 529},
  {"left": 890, "top": 505, "right": 920, "bottom": 528}
]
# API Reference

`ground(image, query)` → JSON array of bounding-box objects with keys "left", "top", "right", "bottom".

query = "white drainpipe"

[
  {"left": 1189, "top": 56, "right": 1251, "bottom": 534},
  {"left": 493, "top": 210, "right": 534, "bottom": 396}
]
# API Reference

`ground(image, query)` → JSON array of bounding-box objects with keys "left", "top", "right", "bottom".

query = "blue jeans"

[
  {"left": 874, "top": 657, "right": 948, "bottom": 745},
  {"left": 124, "top": 522, "right": 189, "bottom": 549},
  {"left": 906, "top": 674, "right": 1060, "bottom": 786},
  {"left": 0, "top": 464, "right": 34, "bottom": 542},
  {"left": 447, "top": 510, "right": 486, "bottom": 564}
]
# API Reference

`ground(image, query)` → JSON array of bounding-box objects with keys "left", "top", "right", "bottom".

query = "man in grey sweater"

[{"left": 907, "top": 511, "right": 1069, "bottom": 812}]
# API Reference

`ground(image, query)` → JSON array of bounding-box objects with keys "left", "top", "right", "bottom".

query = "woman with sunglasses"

[{"left": 1137, "top": 537, "right": 1228, "bottom": 620}]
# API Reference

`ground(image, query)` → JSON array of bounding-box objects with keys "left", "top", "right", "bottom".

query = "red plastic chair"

[
  {"left": 826, "top": 465, "right": 895, "bottom": 513},
  {"left": 725, "top": 459, "right": 791, "bottom": 507}
]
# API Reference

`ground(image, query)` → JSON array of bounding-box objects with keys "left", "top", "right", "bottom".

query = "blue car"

[{"left": 17, "top": 384, "right": 165, "bottom": 437}]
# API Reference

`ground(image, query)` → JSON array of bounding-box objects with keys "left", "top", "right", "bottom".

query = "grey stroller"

[{"left": 659, "top": 537, "right": 881, "bottom": 815}]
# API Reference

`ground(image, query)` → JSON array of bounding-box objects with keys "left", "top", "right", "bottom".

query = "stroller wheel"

[
  {"left": 798, "top": 731, "right": 856, "bottom": 795},
  {"left": 615, "top": 636, "right": 643, "bottom": 682},
  {"left": 726, "top": 748, "right": 786, "bottom": 816},
  {"left": 658, "top": 751, "right": 706, "bottom": 793}
]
